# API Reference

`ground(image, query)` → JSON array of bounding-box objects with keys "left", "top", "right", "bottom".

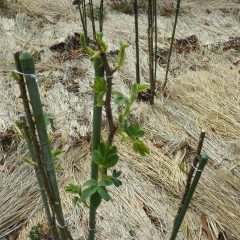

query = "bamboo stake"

[
  {"left": 14, "top": 52, "right": 60, "bottom": 240},
  {"left": 19, "top": 52, "right": 72, "bottom": 240},
  {"left": 170, "top": 154, "right": 209, "bottom": 240},
  {"left": 162, "top": 0, "right": 181, "bottom": 94},
  {"left": 88, "top": 56, "right": 104, "bottom": 240},
  {"left": 20, "top": 117, "right": 54, "bottom": 231},
  {"left": 174, "top": 130, "right": 206, "bottom": 225}
]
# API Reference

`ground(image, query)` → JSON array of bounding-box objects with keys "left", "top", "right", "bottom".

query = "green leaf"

[
  {"left": 124, "top": 124, "right": 144, "bottom": 139},
  {"left": 131, "top": 83, "right": 150, "bottom": 99},
  {"left": 51, "top": 148, "right": 63, "bottom": 160},
  {"left": 15, "top": 120, "right": 26, "bottom": 138},
  {"left": 112, "top": 169, "right": 121, "bottom": 178},
  {"left": 80, "top": 34, "right": 95, "bottom": 56},
  {"left": 93, "top": 77, "right": 107, "bottom": 106},
  {"left": 93, "top": 143, "right": 119, "bottom": 168},
  {"left": 112, "top": 178, "right": 122, "bottom": 187},
  {"left": 98, "top": 186, "right": 111, "bottom": 201},
  {"left": 65, "top": 183, "right": 82, "bottom": 195},
  {"left": 80, "top": 185, "right": 98, "bottom": 202},
  {"left": 96, "top": 32, "right": 108, "bottom": 52},
  {"left": 11, "top": 71, "right": 20, "bottom": 81},
  {"left": 55, "top": 163, "right": 62, "bottom": 172},
  {"left": 91, "top": 192, "right": 102, "bottom": 208},
  {"left": 23, "top": 157, "right": 37, "bottom": 166},
  {"left": 114, "top": 42, "right": 129, "bottom": 71},
  {"left": 83, "top": 179, "right": 98, "bottom": 187},
  {"left": 43, "top": 112, "right": 54, "bottom": 129},
  {"left": 113, "top": 91, "right": 130, "bottom": 105},
  {"left": 98, "top": 179, "right": 113, "bottom": 187},
  {"left": 133, "top": 140, "right": 150, "bottom": 156}
]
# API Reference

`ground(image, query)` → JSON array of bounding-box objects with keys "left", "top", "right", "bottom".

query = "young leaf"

[
  {"left": 43, "top": 112, "right": 54, "bottom": 129},
  {"left": 114, "top": 42, "right": 129, "bottom": 71},
  {"left": 11, "top": 71, "right": 20, "bottom": 81},
  {"left": 124, "top": 124, "right": 144, "bottom": 139},
  {"left": 15, "top": 120, "right": 26, "bottom": 138},
  {"left": 93, "top": 77, "right": 107, "bottom": 106},
  {"left": 133, "top": 140, "right": 150, "bottom": 156},
  {"left": 91, "top": 192, "right": 102, "bottom": 208},
  {"left": 113, "top": 91, "right": 130, "bottom": 105},
  {"left": 23, "top": 157, "right": 37, "bottom": 166},
  {"left": 93, "top": 143, "right": 119, "bottom": 168},
  {"left": 96, "top": 32, "right": 108, "bottom": 52},
  {"left": 112, "top": 178, "right": 122, "bottom": 187},
  {"left": 80, "top": 34, "right": 95, "bottom": 56},
  {"left": 51, "top": 148, "right": 63, "bottom": 161},
  {"left": 112, "top": 169, "right": 121, "bottom": 178},
  {"left": 98, "top": 186, "right": 111, "bottom": 201},
  {"left": 80, "top": 185, "right": 98, "bottom": 202},
  {"left": 131, "top": 83, "right": 150, "bottom": 99},
  {"left": 98, "top": 179, "right": 113, "bottom": 187},
  {"left": 65, "top": 183, "right": 82, "bottom": 195},
  {"left": 83, "top": 179, "right": 98, "bottom": 187}
]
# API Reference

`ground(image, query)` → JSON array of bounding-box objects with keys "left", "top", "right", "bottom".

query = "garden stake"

[
  {"left": 174, "top": 130, "right": 206, "bottom": 225},
  {"left": 170, "top": 154, "right": 209, "bottom": 240},
  {"left": 19, "top": 52, "right": 73, "bottom": 240},
  {"left": 14, "top": 52, "right": 60, "bottom": 240},
  {"left": 20, "top": 116, "right": 58, "bottom": 239}
]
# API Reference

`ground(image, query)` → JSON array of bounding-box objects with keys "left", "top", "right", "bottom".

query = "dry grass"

[{"left": 0, "top": 0, "right": 240, "bottom": 239}]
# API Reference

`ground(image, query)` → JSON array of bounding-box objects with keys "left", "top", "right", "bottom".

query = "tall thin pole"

[
  {"left": 162, "top": 0, "right": 181, "bottom": 94},
  {"left": 133, "top": 0, "right": 140, "bottom": 83}
]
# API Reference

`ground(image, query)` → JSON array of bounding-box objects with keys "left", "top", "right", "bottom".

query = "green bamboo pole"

[
  {"left": 88, "top": 56, "right": 104, "bottom": 240},
  {"left": 20, "top": 116, "right": 57, "bottom": 237},
  {"left": 133, "top": 0, "right": 140, "bottom": 83},
  {"left": 174, "top": 131, "right": 205, "bottom": 225},
  {"left": 19, "top": 52, "right": 72, "bottom": 240},
  {"left": 14, "top": 52, "right": 59, "bottom": 240},
  {"left": 162, "top": 0, "right": 181, "bottom": 94},
  {"left": 170, "top": 154, "right": 209, "bottom": 240}
]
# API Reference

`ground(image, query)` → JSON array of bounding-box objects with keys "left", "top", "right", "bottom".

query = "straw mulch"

[{"left": 0, "top": 0, "right": 240, "bottom": 239}]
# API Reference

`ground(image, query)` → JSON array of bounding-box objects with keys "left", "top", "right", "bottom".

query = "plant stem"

[
  {"left": 170, "top": 154, "right": 209, "bottom": 240},
  {"left": 162, "top": 0, "right": 181, "bottom": 94},
  {"left": 14, "top": 52, "right": 60, "bottom": 240},
  {"left": 95, "top": 43, "right": 117, "bottom": 145},
  {"left": 78, "top": 4, "right": 88, "bottom": 43},
  {"left": 174, "top": 130, "right": 205, "bottom": 225},
  {"left": 83, "top": 0, "right": 88, "bottom": 34},
  {"left": 99, "top": 0, "right": 104, "bottom": 32},
  {"left": 133, "top": 0, "right": 140, "bottom": 83},
  {"left": 89, "top": 0, "right": 96, "bottom": 39},
  {"left": 148, "top": 0, "right": 157, "bottom": 105},
  {"left": 88, "top": 56, "right": 105, "bottom": 240},
  {"left": 19, "top": 52, "right": 72, "bottom": 240}
]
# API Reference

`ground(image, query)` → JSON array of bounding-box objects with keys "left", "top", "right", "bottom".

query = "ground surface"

[{"left": 0, "top": 0, "right": 240, "bottom": 239}]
